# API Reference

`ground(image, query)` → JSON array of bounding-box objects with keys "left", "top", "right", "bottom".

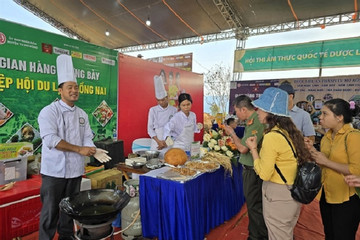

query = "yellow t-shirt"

[
  {"left": 320, "top": 124, "right": 360, "bottom": 204},
  {"left": 254, "top": 126, "right": 298, "bottom": 184}
]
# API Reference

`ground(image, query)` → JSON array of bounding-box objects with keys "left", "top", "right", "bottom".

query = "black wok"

[{"left": 59, "top": 189, "right": 130, "bottom": 225}]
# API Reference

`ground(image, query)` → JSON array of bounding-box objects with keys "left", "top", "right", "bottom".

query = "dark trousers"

[
  {"left": 242, "top": 167, "right": 268, "bottom": 240},
  {"left": 39, "top": 175, "right": 82, "bottom": 240},
  {"left": 320, "top": 191, "right": 360, "bottom": 240}
]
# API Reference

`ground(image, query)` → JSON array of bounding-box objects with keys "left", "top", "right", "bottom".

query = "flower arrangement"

[{"left": 202, "top": 124, "right": 239, "bottom": 161}]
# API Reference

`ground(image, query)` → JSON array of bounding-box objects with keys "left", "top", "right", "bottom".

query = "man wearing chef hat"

[
  {"left": 38, "top": 54, "right": 111, "bottom": 240},
  {"left": 147, "top": 75, "right": 177, "bottom": 157}
]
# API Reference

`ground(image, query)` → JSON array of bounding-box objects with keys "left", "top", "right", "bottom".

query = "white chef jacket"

[
  {"left": 38, "top": 100, "right": 95, "bottom": 178},
  {"left": 163, "top": 111, "right": 200, "bottom": 148},
  {"left": 147, "top": 104, "right": 177, "bottom": 139}
]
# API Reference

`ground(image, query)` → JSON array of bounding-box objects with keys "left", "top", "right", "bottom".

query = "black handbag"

[{"left": 273, "top": 130, "right": 322, "bottom": 204}]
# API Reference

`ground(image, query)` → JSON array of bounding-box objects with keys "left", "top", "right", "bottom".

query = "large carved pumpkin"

[{"left": 164, "top": 148, "right": 188, "bottom": 166}]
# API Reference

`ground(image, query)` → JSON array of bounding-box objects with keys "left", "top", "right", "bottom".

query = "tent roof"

[{"left": 16, "top": 0, "right": 358, "bottom": 50}]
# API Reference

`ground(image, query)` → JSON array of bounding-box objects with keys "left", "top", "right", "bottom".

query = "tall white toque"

[
  {"left": 56, "top": 54, "right": 77, "bottom": 85},
  {"left": 154, "top": 75, "right": 167, "bottom": 99}
]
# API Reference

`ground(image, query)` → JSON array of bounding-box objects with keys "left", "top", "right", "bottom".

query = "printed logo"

[
  {"left": 79, "top": 117, "right": 85, "bottom": 125},
  {"left": 83, "top": 54, "right": 97, "bottom": 62},
  {"left": 0, "top": 32, "right": 6, "bottom": 45},
  {"left": 53, "top": 47, "right": 70, "bottom": 55},
  {"left": 71, "top": 51, "right": 82, "bottom": 59},
  {"left": 101, "top": 57, "right": 115, "bottom": 66},
  {"left": 42, "top": 43, "right": 53, "bottom": 54}
]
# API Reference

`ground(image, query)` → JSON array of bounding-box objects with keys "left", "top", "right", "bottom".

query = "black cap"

[{"left": 279, "top": 83, "right": 295, "bottom": 95}]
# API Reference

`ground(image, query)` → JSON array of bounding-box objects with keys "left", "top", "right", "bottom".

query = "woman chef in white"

[
  {"left": 147, "top": 75, "right": 177, "bottom": 157},
  {"left": 163, "top": 93, "right": 202, "bottom": 151}
]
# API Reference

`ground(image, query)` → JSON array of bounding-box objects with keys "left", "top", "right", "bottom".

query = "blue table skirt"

[{"left": 139, "top": 164, "right": 245, "bottom": 240}]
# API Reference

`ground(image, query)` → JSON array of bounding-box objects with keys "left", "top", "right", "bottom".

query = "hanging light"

[
  {"left": 146, "top": 16, "right": 151, "bottom": 26},
  {"left": 146, "top": 4, "right": 151, "bottom": 26},
  {"left": 105, "top": 29, "right": 110, "bottom": 36}
]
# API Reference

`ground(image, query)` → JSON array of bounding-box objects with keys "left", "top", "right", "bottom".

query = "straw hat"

[{"left": 252, "top": 87, "right": 290, "bottom": 117}]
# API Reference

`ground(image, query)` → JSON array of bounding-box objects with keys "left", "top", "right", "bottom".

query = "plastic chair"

[{"left": 131, "top": 138, "right": 152, "bottom": 153}]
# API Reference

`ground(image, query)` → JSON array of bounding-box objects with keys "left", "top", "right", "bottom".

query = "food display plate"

[
  {"left": 146, "top": 158, "right": 164, "bottom": 169},
  {"left": 156, "top": 168, "right": 202, "bottom": 183},
  {"left": 185, "top": 160, "right": 220, "bottom": 173}
]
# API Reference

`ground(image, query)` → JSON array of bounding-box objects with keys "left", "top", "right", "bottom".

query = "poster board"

[
  {"left": 0, "top": 19, "right": 118, "bottom": 150},
  {"left": 118, "top": 54, "right": 204, "bottom": 156},
  {"left": 229, "top": 75, "right": 360, "bottom": 128}
]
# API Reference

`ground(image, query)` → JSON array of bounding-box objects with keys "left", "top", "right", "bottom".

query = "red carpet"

[
  {"left": 206, "top": 199, "right": 360, "bottom": 240},
  {"left": 205, "top": 203, "right": 249, "bottom": 240},
  {"left": 22, "top": 200, "right": 360, "bottom": 240}
]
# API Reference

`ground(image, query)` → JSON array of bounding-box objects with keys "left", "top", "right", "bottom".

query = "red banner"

[{"left": 118, "top": 54, "right": 203, "bottom": 156}]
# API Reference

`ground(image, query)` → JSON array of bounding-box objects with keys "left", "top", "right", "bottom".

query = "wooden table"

[{"left": 115, "top": 162, "right": 150, "bottom": 180}]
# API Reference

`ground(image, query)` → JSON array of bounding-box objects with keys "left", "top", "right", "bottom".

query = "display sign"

[
  {"left": 234, "top": 37, "right": 360, "bottom": 72},
  {"left": 118, "top": 54, "right": 203, "bottom": 155},
  {"left": 147, "top": 53, "right": 193, "bottom": 71},
  {"left": 0, "top": 19, "right": 118, "bottom": 147},
  {"left": 229, "top": 75, "right": 360, "bottom": 128}
]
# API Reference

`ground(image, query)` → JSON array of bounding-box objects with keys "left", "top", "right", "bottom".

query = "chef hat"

[
  {"left": 154, "top": 75, "right": 167, "bottom": 99},
  {"left": 56, "top": 54, "right": 77, "bottom": 86}
]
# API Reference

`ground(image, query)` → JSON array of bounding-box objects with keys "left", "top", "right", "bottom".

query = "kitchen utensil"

[{"left": 59, "top": 189, "right": 130, "bottom": 225}]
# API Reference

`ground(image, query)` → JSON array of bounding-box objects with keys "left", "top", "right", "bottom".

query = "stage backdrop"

[
  {"left": 118, "top": 54, "right": 204, "bottom": 156},
  {"left": 229, "top": 75, "right": 360, "bottom": 128},
  {"left": 0, "top": 19, "right": 118, "bottom": 151}
]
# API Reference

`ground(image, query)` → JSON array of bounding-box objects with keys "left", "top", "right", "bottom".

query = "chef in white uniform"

[
  {"left": 38, "top": 54, "right": 110, "bottom": 240},
  {"left": 163, "top": 93, "right": 202, "bottom": 152},
  {"left": 147, "top": 75, "right": 177, "bottom": 157}
]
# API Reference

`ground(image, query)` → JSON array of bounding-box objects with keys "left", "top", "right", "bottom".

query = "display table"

[
  {"left": 0, "top": 175, "right": 42, "bottom": 240},
  {"left": 139, "top": 164, "right": 245, "bottom": 240}
]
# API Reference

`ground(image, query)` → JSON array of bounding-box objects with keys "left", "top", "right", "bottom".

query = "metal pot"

[
  {"left": 132, "top": 161, "right": 145, "bottom": 169},
  {"left": 135, "top": 150, "right": 160, "bottom": 161},
  {"left": 144, "top": 150, "right": 160, "bottom": 160},
  {"left": 146, "top": 158, "right": 164, "bottom": 169},
  {"left": 59, "top": 189, "right": 130, "bottom": 225}
]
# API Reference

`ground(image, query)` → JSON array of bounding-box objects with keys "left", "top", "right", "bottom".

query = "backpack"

[{"left": 272, "top": 130, "right": 322, "bottom": 204}]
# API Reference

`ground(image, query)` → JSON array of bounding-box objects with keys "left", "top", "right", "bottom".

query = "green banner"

[
  {"left": 234, "top": 37, "right": 360, "bottom": 72},
  {"left": 0, "top": 19, "right": 118, "bottom": 150}
]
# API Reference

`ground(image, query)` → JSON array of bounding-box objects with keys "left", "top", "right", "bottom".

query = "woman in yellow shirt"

[
  {"left": 246, "top": 87, "right": 311, "bottom": 240},
  {"left": 306, "top": 99, "right": 360, "bottom": 240}
]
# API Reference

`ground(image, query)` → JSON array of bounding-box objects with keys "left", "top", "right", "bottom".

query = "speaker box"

[{"left": 92, "top": 139, "right": 125, "bottom": 169}]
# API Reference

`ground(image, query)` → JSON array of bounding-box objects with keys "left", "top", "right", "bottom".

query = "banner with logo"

[
  {"left": 147, "top": 53, "right": 193, "bottom": 71},
  {"left": 234, "top": 37, "right": 360, "bottom": 72},
  {"left": 118, "top": 54, "right": 203, "bottom": 155},
  {"left": 0, "top": 19, "right": 118, "bottom": 150},
  {"left": 229, "top": 75, "right": 360, "bottom": 128}
]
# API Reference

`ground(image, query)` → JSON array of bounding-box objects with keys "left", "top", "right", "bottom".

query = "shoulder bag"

[{"left": 273, "top": 130, "right": 322, "bottom": 204}]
